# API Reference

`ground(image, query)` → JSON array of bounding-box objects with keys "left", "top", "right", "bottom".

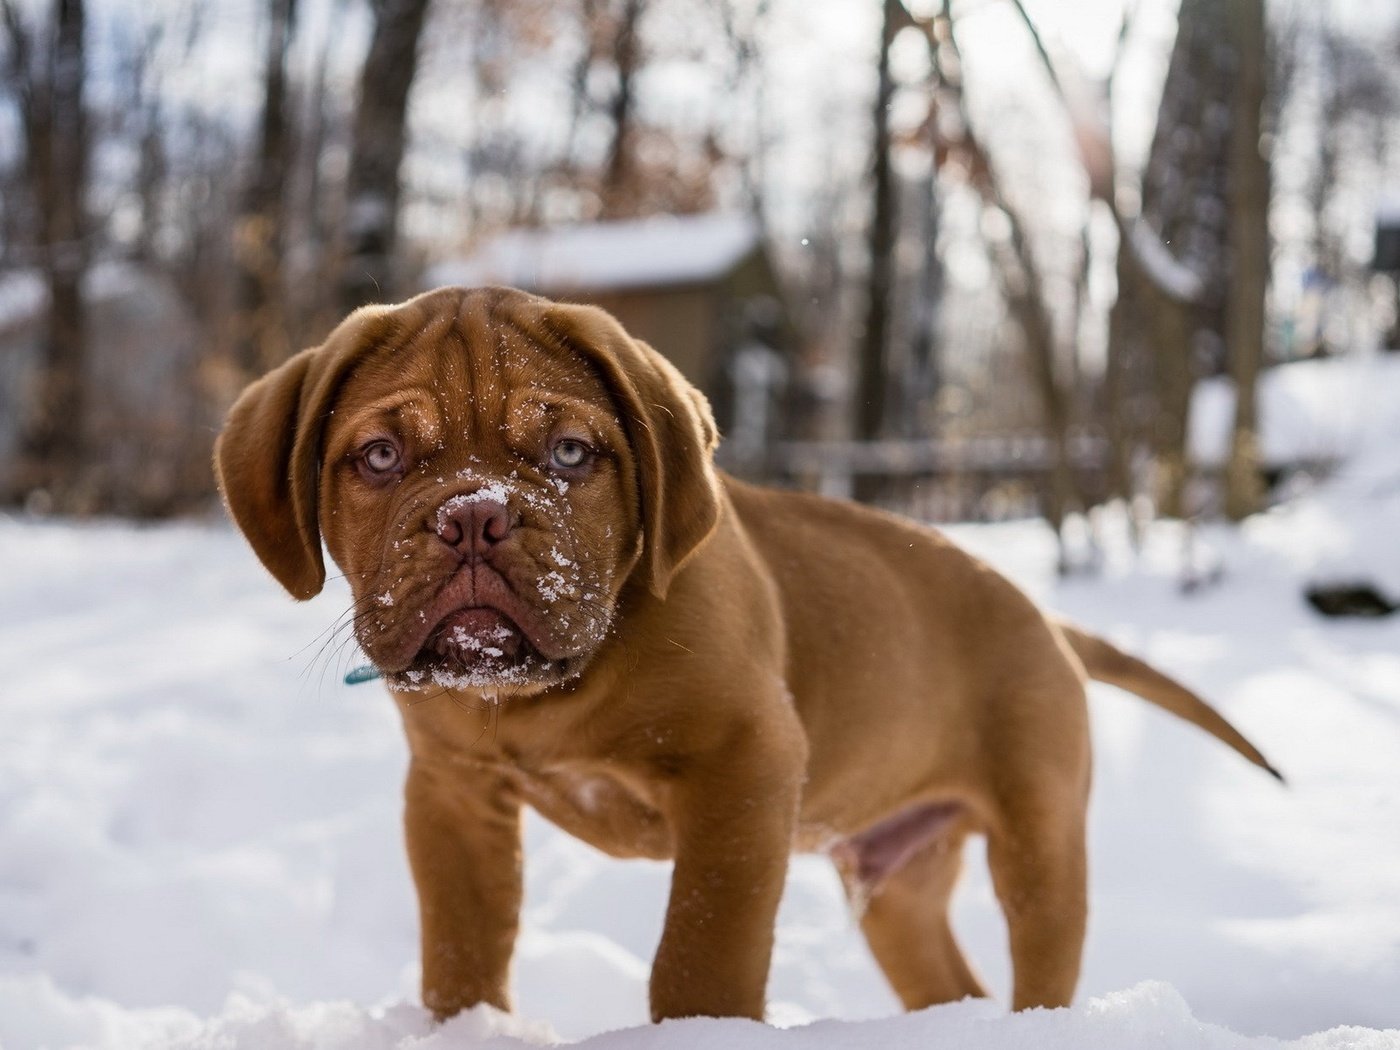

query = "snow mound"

[
  {"left": 3, "top": 486, "right": 1399, "bottom": 1048},
  {"left": 5, "top": 978, "right": 1397, "bottom": 1050},
  {"left": 1191, "top": 353, "right": 1400, "bottom": 471}
]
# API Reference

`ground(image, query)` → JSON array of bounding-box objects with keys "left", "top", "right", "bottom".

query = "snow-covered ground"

[{"left": 2, "top": 472, "right": 1399, "bottom": 1049}]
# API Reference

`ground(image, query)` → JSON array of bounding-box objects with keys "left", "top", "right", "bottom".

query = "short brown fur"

[{"left": 215, "top": 287, "right": 1278, "bottom": 1023}]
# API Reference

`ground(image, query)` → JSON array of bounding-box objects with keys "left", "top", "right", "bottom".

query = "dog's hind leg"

[
  {"left": 836, "top": 828, "right": 987, "bottom": 1010},
  {"left": 984, "top": 787, "right": 1089, "bottom": 1010}
]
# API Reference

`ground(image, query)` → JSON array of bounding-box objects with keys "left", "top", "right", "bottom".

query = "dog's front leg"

[
  {"left": 649, "top": 714, "right": 806, "bottom": 1022},
  {"left": 404, "top": 758, "right": 523, "bottom": 1020}
]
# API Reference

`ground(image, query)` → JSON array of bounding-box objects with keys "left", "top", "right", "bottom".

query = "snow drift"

[{"left": 2, "top": 448, "right": 1399, "bottom": 1048}]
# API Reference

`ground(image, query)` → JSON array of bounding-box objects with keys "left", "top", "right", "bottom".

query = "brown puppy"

[{"left": 215, "top": 286, "right": 1279, "bottom": 1024}]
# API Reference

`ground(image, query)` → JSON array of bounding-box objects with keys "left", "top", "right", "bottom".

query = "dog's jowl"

[{"left": 216, "top": 286, "right": 1279, "bottom": 1024}]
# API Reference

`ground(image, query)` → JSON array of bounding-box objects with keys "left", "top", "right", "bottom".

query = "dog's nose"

[{"left": 434, "top": 498, "right": 513, "bottom": 555}]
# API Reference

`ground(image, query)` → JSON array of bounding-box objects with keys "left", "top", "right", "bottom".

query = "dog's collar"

[{"left": 344, "top": 664, "right": 383, "bottom": 685}]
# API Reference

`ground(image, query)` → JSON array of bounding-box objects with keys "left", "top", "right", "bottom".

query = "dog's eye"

[
  {"left": 549, "top": 439, "right": 591, "bottom": 470},
  {"left": 362, "top": 441, "right": 402, "bottom": 474}
]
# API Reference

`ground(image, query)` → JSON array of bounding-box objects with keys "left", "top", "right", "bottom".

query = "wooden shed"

[{"left": 427, "top": 213, "right": 796, "bottom": 440}]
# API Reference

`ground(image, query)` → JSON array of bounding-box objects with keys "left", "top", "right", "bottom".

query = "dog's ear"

[
  {"left": 540, "top": 301, "right": 721, "bottom": 600},
  {"left": 213, "top": 308, "right": 387, "bottom": 600}
]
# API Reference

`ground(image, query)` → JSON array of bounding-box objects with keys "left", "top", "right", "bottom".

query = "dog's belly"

[
  {"left": 509, "top": 764, "right": 675, "bottom": 861},
  {"left": 826, "top": 799, "right": 964, "bottom": 889},
  {"left": 515, "top": 756, "right": 965, "bottom": 892}
]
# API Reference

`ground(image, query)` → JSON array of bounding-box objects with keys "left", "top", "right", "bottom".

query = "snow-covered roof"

[{"left": 427, "top": 212, "right": 762, "bottom": 295}]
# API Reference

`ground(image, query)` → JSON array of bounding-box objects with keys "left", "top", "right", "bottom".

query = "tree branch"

[
  {"left": 999, "top": 0, "right": 1206, "bottom": 307},
  {"left": 0, "top": 0, "right": 35, "bottom": 115}
]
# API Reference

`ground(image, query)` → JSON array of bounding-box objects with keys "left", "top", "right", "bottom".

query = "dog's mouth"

[
  {"left": 387, "top": 605, "right": 566, "bottom": 693},
  {"left": 359, "top": 551, "right": 616, "bottom": 697}
]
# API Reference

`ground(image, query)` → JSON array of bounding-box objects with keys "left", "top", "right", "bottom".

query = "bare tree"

[
  {"left": 284, "top": 0, "right": 352, "bottom": 342},
  {"left": 1129, "top": 0, "right": 1233, "bottom": 518},
  {"left": 338, "top": 0, "right": 433, "bottom": 314},
  {"left": 1223, "top": 0, "right": 1270, "bottom": 520},
  {"left": 847, "top": 0, "right": 945, "bottom": 464},
  {"left": 111, "top": 20, "right": 167, "bottom": 264},
  {"left": 997, "top": 0, "right": 1221, "bottom": 523},
  {"left": 714, "top": 0, "right": 772, "bottom": 216},
  {"left": 2, "top": 0, "right": 90, "bottom": 509},
  {"left": 919, "top": 2, "right": 1082, "bottom": 550},
  {"left": 852, "top": 0, "right": 903, "bottom": 497},
  {"left": 599, "top": 0, "right": 645, "bottom": 218},
  {"left": 233, "top": 0, "right": 299, "bottom": 376},
  {"left": 856, "top": 0, "right": 901, "bottom": 445},
  {"left": 562, "top": 0, "right": 605, "bottom": 172},
  {"left": 898, "top": 88, "right": 944, "bottom": 446},
  {"left": 556, "top": 0, "right": 722, "bottom": 222},
  {"left": 1295, "top": 20, "right": 1395, "bottom": 349}
]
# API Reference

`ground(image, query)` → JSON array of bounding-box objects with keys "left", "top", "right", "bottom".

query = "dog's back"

[
  {"left": 720, "top": 474, "right": 1088, "bottom": 816},
  {"left": 721, "top": 474, "right": 1278, "bottom": 791}
]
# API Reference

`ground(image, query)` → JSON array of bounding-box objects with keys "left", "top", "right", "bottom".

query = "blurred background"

[{"left": 1, "top": 0, "right": 1398, "bottom": 561}]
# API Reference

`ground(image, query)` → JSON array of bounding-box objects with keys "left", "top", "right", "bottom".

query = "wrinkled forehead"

[{"left": 330, "top": 290, "right": 619, "bottom": 445}]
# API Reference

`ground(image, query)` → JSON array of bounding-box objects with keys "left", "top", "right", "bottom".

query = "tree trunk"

[
  {"left": 907, "top": 117, "right": 943, "bottom": 441},
  {"left": 716, "top": 0, "right": 771, "bottom": 217},
  {"left": 992, "top": 204, "right": 1077, "bottom": 544},
  {"left": 564, "top": 0, "right": 604, "bottom": 178},
  {"left": 1137, "top": 0, "right": 1233, "bottom": 518},
  {"left": 1104, "top": 245, "right": 1142, "bottom": 542},
  {"left": 852, "top": 0, "right": 900, "bottom": 502},
  {"left": 1144, "top": 285, "right": 1196, "bottom": 518},
  {"left": 599, "top": 0, "right": 645, "bottom": 219},
  {"left": 233, "top": 0, "right": 298, "bottom": 376},
  {"left": 289, "top": 2, "right": 339, "bottom": 340},
  {"left": 6, "top": 0, "right": 90, "bottom": 509},
  {"left": 1223, "top": 0, "right": 1270, "bottom": 522},
  {"left": 932, "top": 1, "right": 1080, "bottom": 545},
  {"left": 337, "top": 0, "right": 432, "bottom": 315}
]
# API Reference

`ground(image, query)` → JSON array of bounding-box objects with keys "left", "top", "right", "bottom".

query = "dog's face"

[
  {"left": 215, "top": 287, "right": 721, "bottom": 698},
  {"left": 321, "top": 304, "right": 639, "bottom": 693}
]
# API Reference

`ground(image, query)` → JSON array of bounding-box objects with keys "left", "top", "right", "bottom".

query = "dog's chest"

[{"left": 501, "top": 757, "right": 676, "bottom": 861}]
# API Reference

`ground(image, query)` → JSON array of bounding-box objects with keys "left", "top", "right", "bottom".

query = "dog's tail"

[{"left": 1055, "top": 620, "right": 1284, "bottom": 782}]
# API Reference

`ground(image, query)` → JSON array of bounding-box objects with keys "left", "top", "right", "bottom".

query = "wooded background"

[{"left": 1, "top": 0, "right": 1397, "bottom": 548}]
